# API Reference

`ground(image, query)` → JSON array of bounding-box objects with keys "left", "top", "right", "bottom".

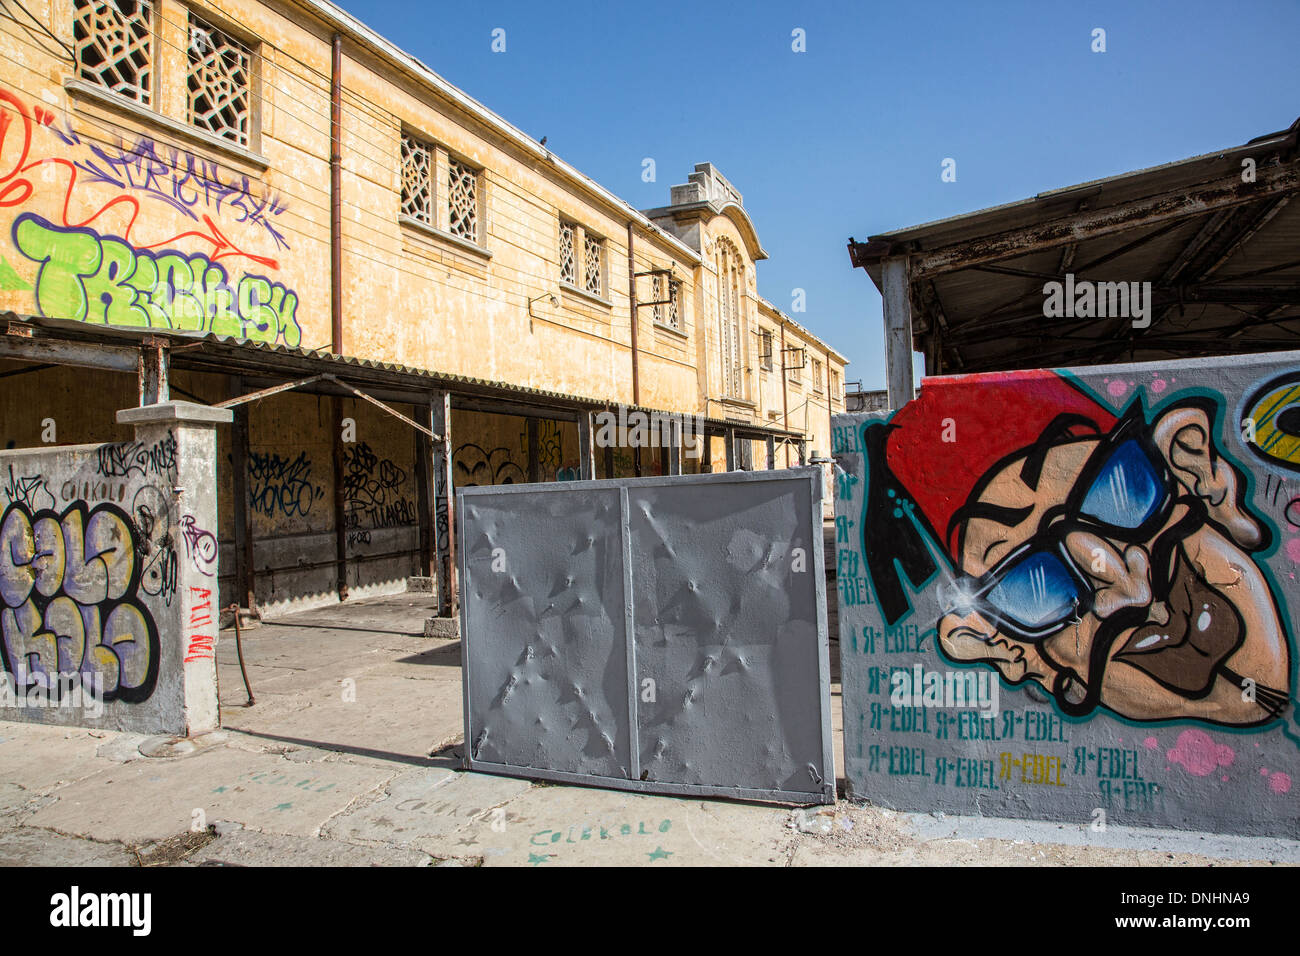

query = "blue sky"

[{"left": 340, "top": 0, "right": 1300, "bottom": 388}]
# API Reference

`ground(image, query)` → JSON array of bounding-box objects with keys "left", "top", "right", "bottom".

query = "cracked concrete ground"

[{"left": 1, "top": 591, "right": 1297, "bottom": 867}]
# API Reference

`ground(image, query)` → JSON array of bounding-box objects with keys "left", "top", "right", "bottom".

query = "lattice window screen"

[
  {"left": 447, "top": 158, "right": 478, "bottom": 241},
  {"left": 651, "top": 275, "right": 664, "bottom": 325},
  {"left": 584, "top": 233, "right": 602, "bottom": 296},
  {"left": 187, "top": 14, "right": 252, "bottom": 147},
  {"left": 401, "top": 134, "right": 433, "bottom": 224},
  {"left": 74, "top": 0, "right": 153, "bottom": 105},
  {"left": 559, "top": 222, "right": 576, "bottom": 285}
]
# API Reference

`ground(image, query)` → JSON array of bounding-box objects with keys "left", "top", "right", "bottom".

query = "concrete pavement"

[{"left": 1, "top": 591, "right": 1298, "bottom": 867}]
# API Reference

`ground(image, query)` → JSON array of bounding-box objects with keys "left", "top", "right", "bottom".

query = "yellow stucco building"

[{"left": 0, "top": 0, "right": 849, "bottom": 615}]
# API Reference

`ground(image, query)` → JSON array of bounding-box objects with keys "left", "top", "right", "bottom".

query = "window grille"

[
  {"left": 187, "top": 14, "right": 252, "bottom": 147},
  {"left": 74, "top": 0, "right": 153, "bottom": 105}
]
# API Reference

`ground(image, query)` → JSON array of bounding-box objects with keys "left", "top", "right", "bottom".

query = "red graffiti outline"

[{"left": 0, "top": 89, "right": 278, "bottom": 269}]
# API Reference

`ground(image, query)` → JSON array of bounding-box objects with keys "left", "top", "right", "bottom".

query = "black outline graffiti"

[
  {"left": 95, "top": 431, "right": 178, "bottom": 480},
  {"left": 3, "top": 464, "right": 54, "bottom": 511},
  {"left": 248, "top": 451, "right": 323, "bottom": 519},
  {"left": 0, "top": 500, "right": 160, "bottom": 704}
]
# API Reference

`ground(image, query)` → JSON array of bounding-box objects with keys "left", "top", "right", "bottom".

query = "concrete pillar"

[
  {"left": 431, "top": 392, "right": 456, "bottom": 617},
  {"left": 116, "top": 400, "right": 232, "bottom": 735},
  {"left": 882, "top": 256, "right": 915, "bottom": 411}
]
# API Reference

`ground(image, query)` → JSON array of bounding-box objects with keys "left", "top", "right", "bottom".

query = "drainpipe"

[
  {"left": 330, "top": 33, "right": 343, "bottom": 355},
  {"left": 330, "top": 33, "right": 348, "bottom": 601},
  {"left": 627, "top": 221, "right": 641, "bottom": 476}
]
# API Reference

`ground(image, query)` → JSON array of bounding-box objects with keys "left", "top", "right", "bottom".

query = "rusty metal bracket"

[
  {"left": 318, "top": 373, "right": 440, "bottom": 441},
  {"left": 215, "top": 373, "right": 330, "bottom": 409},
  {"left": 214, "top": 372, "right": 443, "bottom": 441}
]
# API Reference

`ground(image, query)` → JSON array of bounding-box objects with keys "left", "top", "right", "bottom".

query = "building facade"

[{"left": 0, "top": 0, "right": 848, "bottom": 616}]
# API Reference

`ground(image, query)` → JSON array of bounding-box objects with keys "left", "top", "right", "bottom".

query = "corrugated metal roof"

[
  {"left": 1, "top": 312, "right": 809, "bottom": 439},
  {"left": 847, "top": 118, "right": 1300, "bottom": 374}
]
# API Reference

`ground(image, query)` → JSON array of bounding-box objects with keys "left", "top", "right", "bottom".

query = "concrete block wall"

[
  {"left": 833, "top": 352, "right": 1300, "bottom": 837},
  {"left": 0, "top": 401, "right": 229, "bottom": 735}
]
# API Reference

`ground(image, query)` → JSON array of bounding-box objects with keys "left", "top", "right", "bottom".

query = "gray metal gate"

[{"left": 457, "top": 467, "right": 833, "bottom": 804}]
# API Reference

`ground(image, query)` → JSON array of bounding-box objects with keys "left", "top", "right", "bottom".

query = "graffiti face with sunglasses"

[{"left": 937, "top": 397, "right": 1291, "bottom": 725}]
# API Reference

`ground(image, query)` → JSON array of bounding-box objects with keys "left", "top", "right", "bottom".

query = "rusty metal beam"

[
  {"left": 138, "top": 337, "right": 169, "bottom": 406},
  {"left": 216, "top": 374, "right": 329, "bottom": 408},
  {"left": 911, "top": 162, "right": 1299, "bottom": 278},
  {"left": 0, "top": 334, "right": 138, "bottom": 373},
  {"left": 318, "top": 373, "right": 439, "bottom": 441}
]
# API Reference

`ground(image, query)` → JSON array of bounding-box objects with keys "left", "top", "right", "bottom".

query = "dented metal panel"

[{"left": 457, "top": 468, "right": 833, "bottom": 804}]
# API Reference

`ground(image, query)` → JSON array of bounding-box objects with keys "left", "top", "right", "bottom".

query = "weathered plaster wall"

[
  {"left": 834, "top": 353, "right": 1300, "bottom": 837},
  {"left": 0, "top": 401, "right": 226, "bottom": 735},
  {"left": 0, "top": 0, "right": 846, "bottom": 445}
]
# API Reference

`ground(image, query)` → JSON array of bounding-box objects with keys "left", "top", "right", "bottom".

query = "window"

[
  {"left": 759, "top": 329, "right": 774, "bottom": 371},
  {"left": 559, "top": 222, "right": 576, "bottom": 285},
  {"left": 74, "top": 0, "right": 153, "bottom": 105},
  {"left": 813, "top": 358, "right": 824, "bottom": 393},
  {"left": 583, "top": 232, "right": 603, "bottom": 296},
  {"left": 400, "top": 133, "right": 434, "bottom": 224},
  {"left": 559, "top": 221, "right": 604, "bottom": 298},
  {"left": 447, "top": 157, "right": 478, "bottom": 242},
  {"left": 716, "top": 239, "right": 745, "bottom": 399},
  {"left": 187, "top": 13, "right": 252, "bottom": 147},
  {"left": 830, "top": 368, "right": 841, "bottom": 400},
  {"left": 788, "top": 345, "right": 802, "bottom": 384},
  {"left": 652, "top": 275, "right": 681, "bottom": 330}
]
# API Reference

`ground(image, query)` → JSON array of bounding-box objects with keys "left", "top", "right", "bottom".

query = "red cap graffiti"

[{"left": 882, "top": 370, "right": 1116, "bottom": 561}]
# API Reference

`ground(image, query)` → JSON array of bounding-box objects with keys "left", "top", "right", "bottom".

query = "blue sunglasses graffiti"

[{"left": 953, "top": 417, "right": 1175, "bottom": 641}]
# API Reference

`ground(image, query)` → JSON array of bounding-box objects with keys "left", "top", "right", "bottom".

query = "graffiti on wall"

[
  {"left": 834, "top": 364, "right": 1300, "bottom": 833},
  {"left": 454, "top": 443, "right": 525, "bottom": 487},
  {"left": 15, "top": 215, "right": 301, "bottom": 345},
  {"left": 0, "top": 500, "right": 159, "bottom": 703},
  {"left": 529, "top": 420, "right": 579, "bottom": 482},
  {"left": 342, "top": 442, "right": 414, "bottom": 545},
  {"left": 0, "top": 87, "right": 301, "bottom": 346},
  {"left": 248, "top": 451, "right": 323, "bottom": 520}
]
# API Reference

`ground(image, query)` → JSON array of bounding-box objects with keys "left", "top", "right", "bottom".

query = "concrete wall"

[
  {"left": 833, "top": 353, "right": 1300, "bottom": 837},
  {"left": 0, "top": 402, "right": 227, "bottom": 735}
]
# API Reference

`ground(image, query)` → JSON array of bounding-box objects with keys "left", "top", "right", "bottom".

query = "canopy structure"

[{"left": 848, "top": 118, "right": 1300, "bottom": 405}]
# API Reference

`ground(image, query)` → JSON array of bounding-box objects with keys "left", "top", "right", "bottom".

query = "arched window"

[{"left": 716, "top": 239, "right": 745, "bottom": 399}]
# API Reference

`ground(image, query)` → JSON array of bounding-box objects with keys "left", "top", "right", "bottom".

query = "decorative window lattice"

[
  {"left": 74, "top": 0, "right": 153, "bottom": 105},
  {"left": 668, "top": 281, "right": 680, "bottom": 329},
  {"left": 652, "top": 275, "right": 664, "bottom": 325},
  {"left": 559, "top": 222, "right": 576, "bottom": 285},
  {"left": 584, "top": 233, "right": 602, "bottom": 296},
  {"left": 401, "top": 134, "right": 433, "bottom": 224},
  {"left": 187, "top": 14, "right": 252, "bottom": 147},
  {"left": 447, "top": 158, "right": 478, "bottom": 241}
]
